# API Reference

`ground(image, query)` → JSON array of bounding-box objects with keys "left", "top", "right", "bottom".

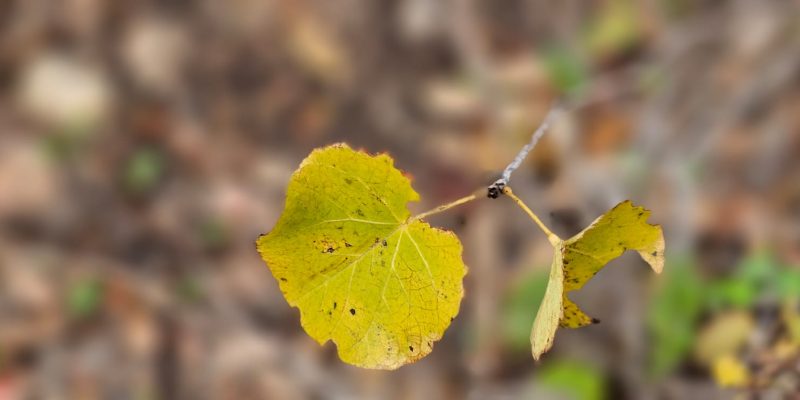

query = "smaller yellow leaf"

[
  {"left": 694, "top": 311, "right": 753, "bottom": 366},
  {"left": 531, "top": 246, "right": 565, "bottom": 359},
  {"left": 712, "top": 354, "right": 750, "bottom": 388},
  {"left": 531, "top": 201, "right": 664, "bottom": 360}
]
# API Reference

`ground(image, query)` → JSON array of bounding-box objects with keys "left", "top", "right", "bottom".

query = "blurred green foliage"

[
  {"left": 124, "top": 148, "right": 165, "bottom": 194},
  {"left": 501, "top": 269, "right": 549, "bottom": 351},
  {"left": 67, "top": 278, "right": 103, "bottom": 318},
  {"left": 707, "top": 252, "right": 800, "bottom": 310},
  {"left": 543, "top": 48, "right": 588, "bottom": 97},
  {"left": 537, "top": 359, "right": 606, "bottom": 400},
  {"left": 647, "top": 257, "right": 704, "bottom": 377},
  {"left": 648, "top": 251, "right": 800, "bottom": 376}
]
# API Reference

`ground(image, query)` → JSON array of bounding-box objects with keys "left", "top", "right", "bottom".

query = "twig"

[
  {"left": 409, "top": 103, "right": 561, "bottom": 224},
  {"left": 502, "top": 186, "right": 561, "bottom": 245},
  {"left": 487, "top": 104, "right": 561, "bottom": 198}
]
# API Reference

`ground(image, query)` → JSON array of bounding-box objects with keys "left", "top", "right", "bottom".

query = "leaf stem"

[
  {"left": 502, "top": 186, "right": 561, "bottom": 246},
  {"left": 411, "top": 192, "right": 479, "bottom": 221}
]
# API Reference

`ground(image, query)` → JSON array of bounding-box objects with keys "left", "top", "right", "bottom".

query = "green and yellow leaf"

[
  {"left": 256, "top": 144, "right": 467, "bottom": 369},
  {"left": 531, "top": 201, "right": 664, "bottom": 360}
]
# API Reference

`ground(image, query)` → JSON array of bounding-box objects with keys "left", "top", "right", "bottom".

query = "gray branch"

[{"left": 487, "top": 104, "right": 561, "bottom": 198}]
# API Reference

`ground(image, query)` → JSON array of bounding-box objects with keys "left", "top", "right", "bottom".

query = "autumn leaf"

[
  {"left": 712, "top": 354, "right": 750, "bottom": 388},
  {"left": 529, "top": 200, "right": 665, "bottom": 360},
  {"left": 256, "top": 144, "right": 467, "bottom": 369}
]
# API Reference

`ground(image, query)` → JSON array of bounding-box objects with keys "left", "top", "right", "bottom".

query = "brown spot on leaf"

[{"left": 349, "top": 308, "right": 356, "bottom": 315}]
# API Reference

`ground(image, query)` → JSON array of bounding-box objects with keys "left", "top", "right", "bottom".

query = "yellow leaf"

[
  {"left": 530, "top": 245, "right": 565, "bottom": 359},
  {"left": 712, "top": 354, "right": 750, "bottom": 388},
  {"left": 694, "top": 311, "right": 753, "bottom": 366},
  {"left": 257, "top": 144, "right": 467, "bottom": 369},
  {"left": 531, "top": 201, "right": 664, "bottom": 360}
]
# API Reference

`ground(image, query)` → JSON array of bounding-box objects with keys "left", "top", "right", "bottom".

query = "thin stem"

[
  {"left": 487, "top": 103, "right": 561, "bottom": 198},
  {"left": 411, "top": 192, "right": 479, "bottom": 221},
  {"left": 502, "top": 186, "right": 561, "bottom": 246},
  {"left": 501, "top": 104, "right": 560, "bottom": 183}
]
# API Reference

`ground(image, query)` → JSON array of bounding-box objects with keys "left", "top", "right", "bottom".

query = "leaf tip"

[
  {"left": 641, "top": 227, "right": 665, "bottom": 274},
  {"left": 531, "top": 343, "right": 552, "bottom": 361}
]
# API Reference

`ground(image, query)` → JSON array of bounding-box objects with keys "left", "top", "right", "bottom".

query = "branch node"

[{"left": 487, "top": 179, "right": 506, "bottom": 199}]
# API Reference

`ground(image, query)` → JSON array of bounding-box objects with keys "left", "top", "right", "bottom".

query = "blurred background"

[{"left": 1, "top": 0, "right": 800, "bottom": 399}]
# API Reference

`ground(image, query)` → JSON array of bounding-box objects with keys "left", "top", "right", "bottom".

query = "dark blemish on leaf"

[
  {"left": 381, "top": 260, "right": 386, "bottom": 267},
  {"left": 257, "top": 233, "right": 266, "bottom": 238},
  {"left": 651, "top": 251, "right": 657, "bottom": 257},
  {"left": 328, "top": 311, "right": 332, "bottom": 315},
  {"left": 375, "top": 237, "right": 381, "bottom": 244},
  {"left": 280, "top": 277, "right": 287, "bottom": 282},
  {"left": 382, "top": 240, "right": 388, "bottom": 247},
  {"left": 356, "top": 209, "right": 364, "bottom": 217},
  {"left": 326, "top": 247, "right": 335, "bottom": 253},
  {"left": 638, "top": 212, "right": 643, "bottom": 217},
  {"left": 333, "top": 302, "right": 337, "bottom": 309},
  {"left": 349, "top": 308, "right": 356, "bottom": 315},
  {"left": 345, "top": 242, "right": 352, "bottom": 247},
  {"left": 409, "top": 346, "right": 414, "bottom": 352},
  {"left": 336, "top": 226, "right": 343, "bottom": 230},
  {"left": 450, "top": 317, "right": 454, "bottom": 322},
  {"left": 345, "top": 178, "right": 353, "bottom": 185}
]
